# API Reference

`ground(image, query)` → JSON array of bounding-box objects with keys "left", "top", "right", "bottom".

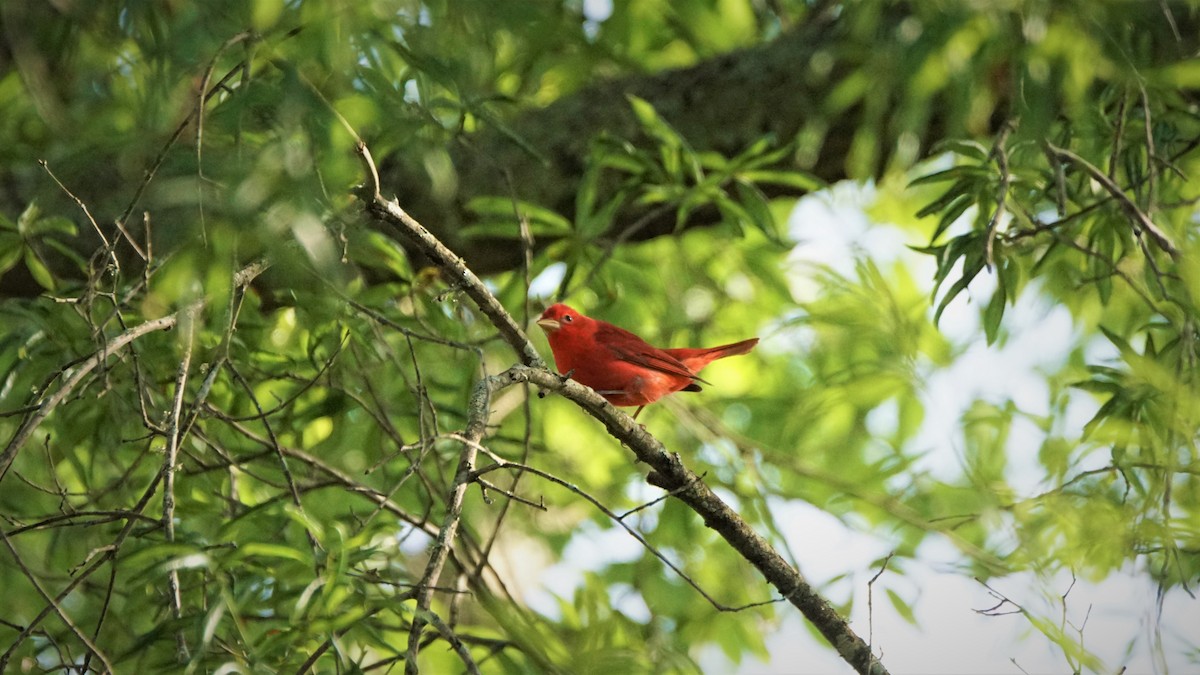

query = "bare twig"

[
  {"left": 404, "top": 373, "right": 495, "bottom": 673},
  {"left": 162, "top": 307, "right": 197, "bottom": 662},
  {"left": 1139, "top": 86, "right": 1159, "bottom": 219},
  {"left": 1045, "top": 143, "right": 1179, "bottom": 259},
  {"left": 984, "top": 123, "right": 1013, "bottom": 269},
  {"left": 488, "top": 366, "right": 889, "bottom": 675},
  {"left": 867, "top": 552, "right": 895, "bottom": 655},
  {"left": 354, "top": 143, "right": 546, "bottom": 369},
  {"left": 0, "top": 308, "right": 189, "bottom": 482},
  {"left": 468, "top": 174, "right": 540, "bottom": 594},
  {"left": 198, "top": 409, "right": 437, "bottom": 537},
  {"left": 0, "top": 470, "right": 166, "bottom": 672},
  {"left": 225, "top": 361, "right": 318, "bottom": 553},
  {"left": 194, "top": 32, "right": 256, "bottom": 243},
  {"left": 423, "top": 609, "right": 483, "bottom": 675},
  {"left": 0, "top": 257, "right": 270, "bottom": 484},
  {"left": 39, "top": 159, "right": 130, "bottom": 292},
  {"left": 474, "top": 458, "right": 775, "bottom": 613},
  {"left": 0, "top": 527, "right": 115, "bottom": 673}
]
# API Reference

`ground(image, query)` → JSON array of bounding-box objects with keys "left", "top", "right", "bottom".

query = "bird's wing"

[{"left": 596, "top": 323, "right": 710, "bottom": 384}]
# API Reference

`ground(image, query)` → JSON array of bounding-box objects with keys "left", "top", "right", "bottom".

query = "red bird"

[{"left": 536, "top": 303, "right": 758, "bottom": 418}]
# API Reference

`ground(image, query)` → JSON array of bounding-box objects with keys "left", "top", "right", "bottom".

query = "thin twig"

[
  {"left": 474, "top": 458, "right": 775, "bottom": 613},
  {"left": 225, "top": 361, "right": 324, "bottom": 561},
  {"left": 404, "top": 374, "right": 495, "bottom": 673},
  {"left": 866, "top": 552, "right": 894, "bottom": 656},
  {"left": 354, "top": 143, "right": 545, "bottom": 369},
  {"left": 194, "top": 32, "right": 256, "bottom": 244},
  {"left": 0, "top": 308, "right": 188, "bottom": 481},
  {"left": 1140, "top": 85, "right": 1159, "bottom": 220},
  {"left": 524, "top": 365, "right": 888, "bottom": 672},
  {"left": 0, "top": 471, "right": 166, "bottom": 672},
  {"left": 424, "top": 606, "right": 483, "bottom": 675},
  {"left": 1045, "top": 143, "right": 1178, "bottom": 259},
  {"left": 0, "top": 527, "right": 116, "bottom": 673},
  {"left": 162, "top": 307, "right": 197, "bottom": 662},
  {"left": 199, "top": 408, "right": 437, "bottom": 536},
  {"left": 984, "top": 123, "right": 1013, "bottom": 269}
]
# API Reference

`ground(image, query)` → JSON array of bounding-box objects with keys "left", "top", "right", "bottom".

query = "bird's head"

[{"left": 536, "top": 303, "right": 583, "bottom": 335}]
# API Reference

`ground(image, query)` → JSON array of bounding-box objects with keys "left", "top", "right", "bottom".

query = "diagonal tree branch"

[
  {"left": 356, "top": 142, "right": 545, "bottom": 371},
  {"left": 502, "top": 365, "right": 889, "bottom": 675},
  {"left": 355, "top": 141, "right": 889, "bottom": 675}
]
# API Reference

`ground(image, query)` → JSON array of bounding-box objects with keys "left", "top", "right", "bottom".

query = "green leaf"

[
  {"left": 636, "top": 184, "right": 685, "bottom": 207},
  {"left": 42, "top": 236, "right": 89, "bottom": 274},
  {"left": 733, "top": 180, "right": 780, "bottom": 241},
  {"left": 348, "top": 229, "right": 412, "bottom": 278},
  {"left": 931, "top": 193, "right": 974, "bottom": 241},
  {"left": 595, "top": 150, "right": 654, "bottom": 175},
  {"left": 1148, "top": 59, "right": 1200, "bottom": 88},
  {"left": 908, "top": 165, "right": 986, "bottom": 188},
  {"left": 23, "top": 248, "right": 55, "bottom": 291},
  {"left": 466, "top": 196, "right": 573, "bottom": 234},
  {"left": 576, "top": 186, "right": 630, "bottom": 240},
  {"left": 982, "top": 280, "right": 1006, "bottom": 346},
  {"left": 931, "top": 139, "right": 990, "bottom": 161},
  {"left": 933, "top": 242, "right": 986, "bottom": 325},
  {"left": 886, "top": 588, "right": 918, "bottom": 625},
  {"left": 0, "top": 232, "right": 22, "bottom": 274},
  {"left": 1098, "top": 326, "right": 1134, "bottom": 358},
  {"left": 626, "top": 94, "right": 683, "bottom": 150},
  {"left": 15, "top": 201, "right": 40, "bottom": 236},
  {"left": 25, "top": 215, "right": 77, "bottom": 238},
  {"left": 916, "top": 178, "right": 973, "bottom": 219},
  {"left": 711, "top": 193, "right": 748, "bottom": 236},
  {"left": 739, "top": 169, "right": 823, "bottom": 192}
]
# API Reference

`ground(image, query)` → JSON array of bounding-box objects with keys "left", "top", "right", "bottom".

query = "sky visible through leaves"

[{"left": 524, "top": 181, "right": 1199, "bottom": 673}]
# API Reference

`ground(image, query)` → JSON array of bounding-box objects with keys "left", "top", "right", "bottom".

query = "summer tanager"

[{"left": 536, "top": 303, "right": 758, "bottom": 418}]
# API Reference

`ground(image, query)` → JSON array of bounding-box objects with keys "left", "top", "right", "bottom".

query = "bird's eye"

[{"left": 563, "top": 314, "right": 573, "bottom": 322}]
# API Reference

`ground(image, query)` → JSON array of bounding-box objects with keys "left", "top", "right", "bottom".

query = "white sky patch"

[
  {"left": 524, "top": 520, "right": 644, "bottom": 620},
  {"left": 708, "top": 182, "right": 1194, "bottom": 673},
  {"left": 529, "top": 261, "right": 566, "bottom": 302}
]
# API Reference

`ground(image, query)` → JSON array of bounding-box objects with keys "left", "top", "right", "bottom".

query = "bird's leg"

[{"left": 632, "top": 406, "right": 645, "bottom": 419}]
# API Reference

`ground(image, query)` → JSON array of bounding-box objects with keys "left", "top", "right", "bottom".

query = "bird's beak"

[{"left": 536, "top": 317, "right": 560, "bottom": 332}]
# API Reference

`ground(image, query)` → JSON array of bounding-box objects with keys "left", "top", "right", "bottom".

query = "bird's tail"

[{"left": 664, "top": 338, "right": 759, "bottom": 373}]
